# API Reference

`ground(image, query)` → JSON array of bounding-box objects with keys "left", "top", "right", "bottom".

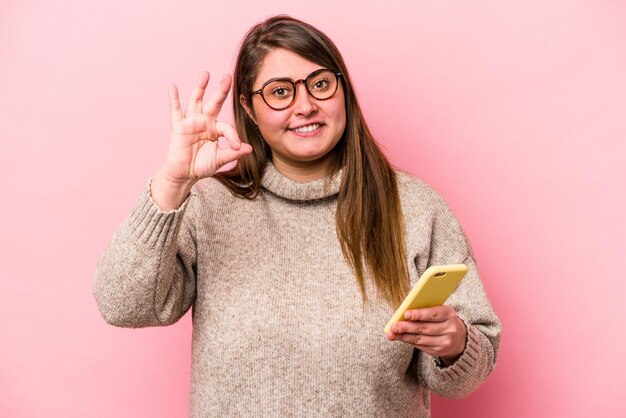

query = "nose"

[{"left": 292, "top": 81, "right": 317, "bottom": 116}]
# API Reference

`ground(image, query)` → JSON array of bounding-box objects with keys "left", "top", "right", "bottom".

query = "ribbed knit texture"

[{"left": 94, "top": 163, "right": 501, "bottom": 417}]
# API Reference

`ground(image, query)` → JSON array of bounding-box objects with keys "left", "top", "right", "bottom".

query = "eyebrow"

[{"left": 257, "top": 68, "right": 327, "bottom": 87}]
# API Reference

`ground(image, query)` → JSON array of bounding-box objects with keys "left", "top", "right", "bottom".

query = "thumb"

[{"left": 215, "top": 143, "right": 253, "bottom": 169}]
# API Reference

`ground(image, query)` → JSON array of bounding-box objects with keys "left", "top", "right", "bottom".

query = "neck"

[{"left": 271, "top": 157, "right": 330, "bottom": 183}]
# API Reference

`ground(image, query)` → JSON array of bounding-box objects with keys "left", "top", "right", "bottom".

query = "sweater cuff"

[
  {"left": 125, "top": 179, "right": 192, "bottom": 249},
  {"left": 432, "top": 321, "right": 483, "bottom": 379}
]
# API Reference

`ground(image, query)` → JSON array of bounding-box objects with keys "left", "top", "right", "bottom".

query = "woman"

[{"left": 94, "top": 15, "right": 501, "bottom": 417}]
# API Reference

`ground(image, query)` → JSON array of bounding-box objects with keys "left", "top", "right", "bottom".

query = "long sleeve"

[
  {"left": 93, "top": 184, "right": 198, "bottom": 328},
  {"left": 412, "top": 189, "right": 501, "bottom": 399}
]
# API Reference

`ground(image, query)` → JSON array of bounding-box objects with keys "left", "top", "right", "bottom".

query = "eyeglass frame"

[{"left": 251, "top": 68, "right": 342, "bottom": 111}]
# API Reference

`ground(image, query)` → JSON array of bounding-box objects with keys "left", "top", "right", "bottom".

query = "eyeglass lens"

[{"left": 261, "top": 70, "right": 338, "bottom": 110}]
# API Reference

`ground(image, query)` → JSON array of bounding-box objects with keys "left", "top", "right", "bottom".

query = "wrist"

[
  {"left": 150, "top": 169, "right": 196, "bottom": 211},
  {"left": 156, "top": 167, "right": 197, "bottom": 189},
  {"left": 438, "top": 317, "right": 468, "bottom": 367},
  {"left": 439, "top": 353, "right": 462, "bottom": 367}
]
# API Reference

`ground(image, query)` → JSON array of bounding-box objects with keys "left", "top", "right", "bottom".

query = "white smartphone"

[{"left": 384, "top": 264, "right": 468, "bottom": 334}]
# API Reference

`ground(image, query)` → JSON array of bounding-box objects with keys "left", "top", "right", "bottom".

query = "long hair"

[{"left": 215, "top": 15, "right": 410, "bottom": 307}]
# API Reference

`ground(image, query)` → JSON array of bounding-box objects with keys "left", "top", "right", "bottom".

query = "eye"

[
  {"left": 272, "top": 87, "right": 290, "bottom": 97},
  {"left": 265, "top": 81, "right": 294, "bottom": 100},
  {"left": 311, "top": 78, "right": 330, "bottom": 91}
]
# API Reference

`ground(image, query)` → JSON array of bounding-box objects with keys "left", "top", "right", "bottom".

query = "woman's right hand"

[{"left": 151, "top": 72, "right": 253, "bottom": 211}]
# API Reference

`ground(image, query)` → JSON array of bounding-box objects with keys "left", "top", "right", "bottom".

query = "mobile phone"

[{"left": 384, "top": 264, "right": 468, "bottom": 334}]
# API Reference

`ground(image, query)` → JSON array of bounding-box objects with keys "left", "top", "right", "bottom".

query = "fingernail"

[{"left": 404, "top": 311, "right": 412, "bottom": 320}]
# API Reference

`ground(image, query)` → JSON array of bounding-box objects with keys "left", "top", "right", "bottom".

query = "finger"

[
  {"left": 390, "top": 320, "right": 447, "bottom": 337},
  {"left": 170, "top": 114, "right": 211, "bottom": 141},
  {"left": 215, "top": 121, "right": 242, "bottom": 150},
  {"left": 168, "top": 83, "right": 184, "bottom": 124},
  {"left": 203, "top": 74, "right": 232, "bottom": 118},
  {"left": 215, "top": 143, "right": 253, "bottom": 168},
  {"left": 185, "top": 71, "right": 210, "bottom": 116},
  {"left": 387, "top": 332, "right": 440, "bottom": 348},
  {"left": 404, "top": 306, "right": 454, "bottom": 322}
]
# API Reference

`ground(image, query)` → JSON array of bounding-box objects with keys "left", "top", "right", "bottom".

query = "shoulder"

[
  {"left": 395, "top": 170, "right": 449, "bottom": 215},
  {"left": 395, "top": 170, "right": 473, "bottom": 261},
  {"left": 394, "top": 170, "right": 463, "bottom": 235}
]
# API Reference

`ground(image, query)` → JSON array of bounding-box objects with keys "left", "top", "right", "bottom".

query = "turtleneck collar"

[{"left": 260, "top": 162, "right": 342, "bottom": 201}]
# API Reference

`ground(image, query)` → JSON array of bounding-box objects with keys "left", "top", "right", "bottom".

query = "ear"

[{"left": 240, "top": 94, "right": 257, "bottom": 125}]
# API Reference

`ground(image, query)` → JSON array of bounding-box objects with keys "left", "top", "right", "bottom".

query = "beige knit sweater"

[{"left": 94, "top": 163, "right": 501, "bottom": 417}]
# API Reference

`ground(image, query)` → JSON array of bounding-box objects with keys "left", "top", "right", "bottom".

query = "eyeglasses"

[{"left": 252, "top": 69, "right": 342, "bottom": 111}]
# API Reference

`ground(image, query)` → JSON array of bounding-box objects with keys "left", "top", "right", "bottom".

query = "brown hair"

[{"left": 215, "top": 15, "right": 410, "bottom": 307}]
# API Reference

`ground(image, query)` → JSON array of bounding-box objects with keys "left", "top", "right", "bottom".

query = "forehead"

[{"left": 254, "top": 48, "right": 324, "bottom": 87}]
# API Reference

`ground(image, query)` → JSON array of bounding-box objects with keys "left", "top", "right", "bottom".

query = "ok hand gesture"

[{"left": 152, "top": 72, "right": 253, "bottom": 211}]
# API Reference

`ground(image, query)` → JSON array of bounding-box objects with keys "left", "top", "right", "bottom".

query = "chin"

[{"left": 287, "top": 145, "right": 332, "bottom": 160}]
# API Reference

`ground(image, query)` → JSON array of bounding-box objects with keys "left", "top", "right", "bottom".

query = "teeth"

[{"left": 293, "top": 123, "right": 320, "bottom": 133}]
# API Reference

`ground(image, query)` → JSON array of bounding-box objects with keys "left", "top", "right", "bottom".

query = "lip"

[
  {"left": 288, "top": 122, "right": 325, "bottom": 138},
  {"left": 288, "top": 121, "right": 324, "bottom": 130}
]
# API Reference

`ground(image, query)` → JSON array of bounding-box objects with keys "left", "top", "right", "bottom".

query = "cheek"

[
  {"left": 332, "top": 92, "right": 347, "bottom": 128},
  {"left": 332, "top": 103, "right": 347, "bottom": 134},
  {"left": 255, "top": 108, "right": 288, "bottom": 137},
  {"left": 338, "top": 105, "right": 347, "bottom": 126}
]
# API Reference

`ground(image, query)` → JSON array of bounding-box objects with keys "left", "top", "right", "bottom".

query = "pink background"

[{"left": 1, "top": 1, "right": 625, "bottom": 417}]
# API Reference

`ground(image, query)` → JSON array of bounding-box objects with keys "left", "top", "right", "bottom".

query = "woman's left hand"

[{"left": 386, "top": 305, "right": 467, "bottom": 366}]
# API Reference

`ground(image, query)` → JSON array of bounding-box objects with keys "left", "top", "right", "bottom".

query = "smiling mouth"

[{"left": 290, "top": 123, "right": 322, "bottom": 133}]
